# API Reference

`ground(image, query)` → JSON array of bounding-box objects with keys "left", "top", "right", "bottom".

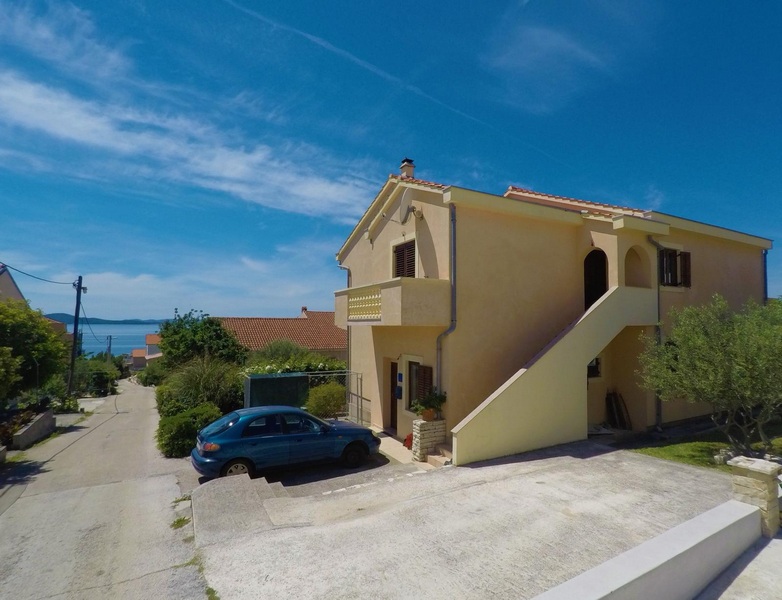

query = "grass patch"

[
  {"left": 170, "top": 516, "right": 191, "bottom": 529},
  {"left": 629, "top": 419, "right": 782, "bottom": 470},
  {"left": 206, "top": 587, "right": 220, "bottom": 600},
  {"left": 6, "top": 452, "right": 27, "bottom": 463},
  {"left": 633, "top": 440, "right": 731, "bottom": 472},
  {"left": 172, "top": 493, "right": 191, "bottom": 505}
]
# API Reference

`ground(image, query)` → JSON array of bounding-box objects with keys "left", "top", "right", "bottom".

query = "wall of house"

[
  {"left": 0, "top": 272, "right": 25, "bottom": 302},
  {"left": 339, "top": 185, "right": 451, "bottom": 437},
  {"left": 440, "top": 202, "right": 585, "bottom": 432},
  {"left": 657, "top": 228, "right": 766, "bottom": 323},
  {"left": 342, "top": 187, "right": 451, "bottom": 288}
]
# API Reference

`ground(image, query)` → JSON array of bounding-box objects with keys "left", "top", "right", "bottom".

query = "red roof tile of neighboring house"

[
  {"left": 131, "top": 348, "right": 146, "bottom": 358},
  {"left": 216, "top": 308, "right": 346, "bottom": 352},
  {"left": 146, "top": 333, "right": 161, "bottom": 345}
]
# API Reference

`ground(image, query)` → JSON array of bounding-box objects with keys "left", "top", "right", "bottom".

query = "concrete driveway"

[
  {"left": 198, "top": 441, "right": 733, "bottom": 599},
  {"left": 0, "top": 380, "right": 207, "bottom": 599}
]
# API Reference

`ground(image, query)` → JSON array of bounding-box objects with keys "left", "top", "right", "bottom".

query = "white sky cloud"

[
  {"left": 485, "top": 25, "right": 611, "bottom": 113},
  {"left": 0, "top": 2, "right": 129, "bottom": 80}
]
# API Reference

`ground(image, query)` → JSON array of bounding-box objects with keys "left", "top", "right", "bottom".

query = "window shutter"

[
  {"left": 680, "top": 251, "right": 691, "bottom": 287},
  {"left": 394, "top": 241, "right": 416, "bottom": 278},
  {"left": 416, "top": 365, "right": 433, "bottom": 401}
]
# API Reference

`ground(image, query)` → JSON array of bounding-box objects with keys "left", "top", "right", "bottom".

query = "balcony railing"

[{"left": 335, "top": 277, "right": 450, "bottom": 327}]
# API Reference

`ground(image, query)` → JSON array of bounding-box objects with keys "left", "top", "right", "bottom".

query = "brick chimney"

[{"left": 400, "top": 158, "right": 415, "bottom": 179}]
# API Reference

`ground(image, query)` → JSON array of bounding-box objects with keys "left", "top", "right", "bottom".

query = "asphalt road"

[{"left": 0, "top": 380, "right": 207, "bottom": 600}]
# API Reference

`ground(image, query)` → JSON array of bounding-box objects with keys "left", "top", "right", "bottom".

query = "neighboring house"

[
  {"left": 145, "top": 333, "right": 162, "bottom": 362},
  {"left": 334, "top": 159, "right": 772, "bottom": 466},
  {"left": 129, "top": 333, "right": 162, "bottom": 370},
  {"left": 130, "top": 348, "right": 147, "bottom": 371},
  {"left": 216, "top": 307, "right": 347, "bottom": 361},
  {"left": 0, "top": 264, "right": 25, "bottom": 302}
]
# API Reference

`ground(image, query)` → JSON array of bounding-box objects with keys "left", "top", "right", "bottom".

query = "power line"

[
  {"left": 79, "top": 302, "right": 103, "bottom": 344},
  {"left": 0, "top": 261, "right": 73, "bottom": 285}
]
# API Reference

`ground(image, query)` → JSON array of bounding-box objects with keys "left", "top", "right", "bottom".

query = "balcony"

[{"left": 335, "top": 277, "right": 451, "bottom": 327}]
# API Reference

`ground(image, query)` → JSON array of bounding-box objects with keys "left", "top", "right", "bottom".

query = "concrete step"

[
  {"left": 435, "top": 443, "right": 453, "bottom": 460},
  {"left": 268, "top": 481, "right": 290, "bottom": 498},
  {"left": 191, "top": 475, "right": 273, "bottom": 547},
  {"left": 427, "top": 454, "right": 450, "bottom": 468}
]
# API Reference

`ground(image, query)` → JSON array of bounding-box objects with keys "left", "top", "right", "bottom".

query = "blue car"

[{"left": 190, "top": 406, "right": 381, "bottom": 478}]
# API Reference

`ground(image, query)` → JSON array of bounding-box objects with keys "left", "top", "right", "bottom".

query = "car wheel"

[
  {"left": 342, "top": 443, "right": 367, "bottom": 468},
  {"left": 221, "top": 459, "right": 254, "bottom": 477}
]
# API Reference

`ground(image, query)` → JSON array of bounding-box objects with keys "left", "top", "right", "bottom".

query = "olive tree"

[
  {"left": 638, "top": 295, "right": 782, "bottom": 455},
  {"left": 158, "top": 309, "right": 247, "bottom": 369}
]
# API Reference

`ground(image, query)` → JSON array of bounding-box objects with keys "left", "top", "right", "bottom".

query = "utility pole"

[
  {"left": 67, "top": 276, "right": 86, "bottom": 396},
  {"left": 106, "top": 336, "right": 112, "bottom": 363}
]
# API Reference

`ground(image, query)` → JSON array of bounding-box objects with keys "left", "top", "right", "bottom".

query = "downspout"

[
  {"left": 763, "top": 249, "right": 768, "bottom": 305},
  {"left": 337, "top": 264, "right": 351, "bottom": 375},
  {"left": 436, "top": 203, "right": 457, "bottom": 389},
  {"left": 647, "top": 236, "right": 664, "bottom": 430}
]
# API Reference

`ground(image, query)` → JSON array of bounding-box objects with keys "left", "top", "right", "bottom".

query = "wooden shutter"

[
  {"left": 394, "top": 241, "right": 415, "bottom": 278},
  {"left": 416, "top": 365, "right": 433, "bottom": 401},
  {"left": 680, "top": 251, "right": 691, "bottom": 287}
]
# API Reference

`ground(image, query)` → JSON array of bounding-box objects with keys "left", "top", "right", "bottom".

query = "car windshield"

[{"left": 200, "top": 412, "right": 240, "bottom": 437}]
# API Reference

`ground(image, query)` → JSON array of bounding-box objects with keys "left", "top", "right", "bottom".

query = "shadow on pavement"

[
  {"left": 460, "top": 439, "right": 619, "bottom": 469},
  {"left": 0, "top": 458, "right": 50, "bottom": 488},
  {"left": 195, "top": 454, "right": 394, "bottom": 488}
]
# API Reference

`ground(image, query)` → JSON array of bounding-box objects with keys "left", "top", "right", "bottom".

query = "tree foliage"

[
  {"left": 305, "top": 381, "right": 347, "bottom": 419},
  {"left": 0, "top": 299, "right": 68, "bottom": 404},
  {"left": 244, "top": 340, "right": 346, "bottom": 376},
  {"left": 69, "top": 355, "right": 121, "bottom": 398},
  {"left": 158, "top": 309, "right": 247, "bottom": 369},
  {"left": 638, "top": 295, "right": 782, "bottom": 455},
  {"left": 157, "top": 356, "right": 243, "bottom": 416}
]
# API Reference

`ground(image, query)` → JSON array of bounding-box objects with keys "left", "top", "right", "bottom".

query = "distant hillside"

[{"left": 46, "top": 313, "right": 166, "bottom": 326}]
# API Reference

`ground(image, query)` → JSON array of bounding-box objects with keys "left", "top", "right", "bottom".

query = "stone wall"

[
  {"left": 12, "top": 410, "right": 55, "bottom": 450},
  {"left": 727, "top": 455, "right": 781, "bottom": 538},
  {"left": 412, "top": 419, "right": 446, "bottom": 461}
]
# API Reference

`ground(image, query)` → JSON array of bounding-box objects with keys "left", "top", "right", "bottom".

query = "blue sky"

[{"left": 1, "top": 1, "right": 780, "bottom": 319}]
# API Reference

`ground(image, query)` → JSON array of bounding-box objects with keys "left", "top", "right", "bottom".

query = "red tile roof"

[
  {"left": 388, "top": 174, "right": 449, "bottom": 190},
  {"left": 146, "top": 333, "right": 161, "bottom": 345},
  {"left": 504, "top": 186, "right": 649, "bottom": 218},
  {"left": 216, "top": 310, "right": 346, "bottom": 352},
  {"left": 131, "top": 348, "right": 146, "bottom": 358}
]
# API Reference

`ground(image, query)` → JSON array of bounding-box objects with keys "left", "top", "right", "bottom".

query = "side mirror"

[{"left": 321, "top": 425, "right": 330, "bottom": 434}]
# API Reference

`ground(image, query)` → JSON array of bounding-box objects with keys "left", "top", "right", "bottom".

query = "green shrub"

[
  {"left": 305, "top": 381, "right": 347, "bottom": 419},
  {"left": 163, "top": 357, "right": 243, "bottom": 415},
  {"left": 137, "top": 359, "right": 168, "bottom": 387},
  {"left": 156, "top": 383, "right": 194, "bottom": 417},
  {"left": 156, "top": 403, "right": 222, "bottom": 458}
]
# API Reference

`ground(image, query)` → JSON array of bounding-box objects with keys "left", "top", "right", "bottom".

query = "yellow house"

[{"left": 334, "top": 160, "right": 772, "bottom": 465}]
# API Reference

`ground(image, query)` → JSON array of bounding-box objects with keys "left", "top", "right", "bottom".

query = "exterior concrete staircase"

[{"left": 452, "top": 286, "right": 657, "bottom": 465}]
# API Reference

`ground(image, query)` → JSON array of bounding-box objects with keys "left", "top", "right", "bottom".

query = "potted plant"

[{"left": 411, "top": 387, "right": 447, "bottom": 422}]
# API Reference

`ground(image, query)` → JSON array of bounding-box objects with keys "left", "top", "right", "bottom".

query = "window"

[
  {"left": 659, "top": 249, "right": 691, "bottom": 287},
  {"left": 587, "top": 357, "right": 601, "bottom": 379},
  {"left": 281, "top": 413, "right": 322, "bottom": 434},
  {"left": 407, "top": 361, "right": 433, "bottom": 410},
  {"left": 393, "top": 240, "right": 416, "bottom": 278},
  {"left": 242, "top": 415, "right": 282, "bottom": 437}
]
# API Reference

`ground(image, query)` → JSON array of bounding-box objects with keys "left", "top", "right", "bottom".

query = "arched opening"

[
  {"left": 584, "top": 249, "right": 608, "bottom": 310},
  {"left": 624, "top": 246, "right": 651, "bottom": 288}
]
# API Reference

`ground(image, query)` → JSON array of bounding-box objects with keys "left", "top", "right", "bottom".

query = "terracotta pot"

[{"left": 421, "top": 408, "right": 437, "bottom": 422}]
